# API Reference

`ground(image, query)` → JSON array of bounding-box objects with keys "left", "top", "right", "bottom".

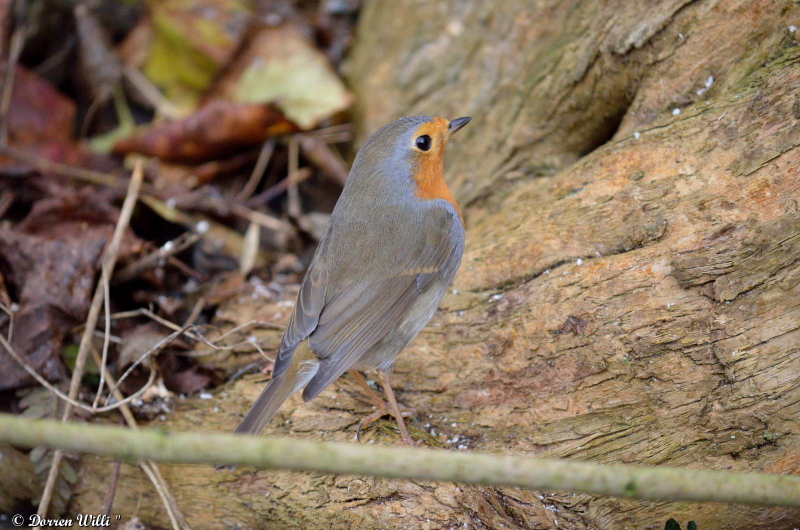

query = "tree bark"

[{"left": 71, "top": 0, "right": 800, "bottom": 528}]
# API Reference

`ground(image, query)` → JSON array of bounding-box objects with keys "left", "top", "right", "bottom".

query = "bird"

[{"left": 235, "top": 115, "right": 470, "bottom": 444}]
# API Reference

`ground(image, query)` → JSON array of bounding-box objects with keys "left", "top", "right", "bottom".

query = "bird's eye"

[{"left": 415, "top": 135, "right": 432, "bottom": 151}]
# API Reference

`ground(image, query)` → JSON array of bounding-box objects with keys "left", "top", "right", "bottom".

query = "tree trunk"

[{"left": 72, "top": 1, "right": 800, "bottom": 528}]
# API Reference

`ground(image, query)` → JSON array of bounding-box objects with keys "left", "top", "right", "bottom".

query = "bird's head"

[{"left": 350, "top": 115, "right": 471, "bottom": 220}]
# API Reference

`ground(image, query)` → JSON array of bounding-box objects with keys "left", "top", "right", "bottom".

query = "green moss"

[{"left": 622, "top": 480, "right": 637, "bottom": 496}]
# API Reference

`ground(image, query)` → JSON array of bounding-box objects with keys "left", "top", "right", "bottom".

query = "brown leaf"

[
  {"left": 162, "top": 364, "right": 211, "bottom": 395},
  {"left": 0, "top": 229, "right": 107, "bottom": 391},
  {"left": 17, "top": 186, "right": 143, "bottom": 262},
  {"left": 118, "top": 328, "right": 169, "bottom": 369},
  {"left": 19, "top": 187, "right": 117, "bottom": 235},
  {"left": 112, "top": 100, "right": 299, "bottom": 163},
  {"left": 5, "top": 66, "right": 77, "bottom": 147},
  {"left": 209, "top": 24, "right": 353, "bottom": 129},
  {"left": 0, "top": 66, "right": 118, "bottom": 175},
  {"left": 0, "top": 189, "right": 140, "bottom": 391}
]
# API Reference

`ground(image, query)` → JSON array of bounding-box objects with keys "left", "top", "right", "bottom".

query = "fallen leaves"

[
  {"left": 0, "top": 228, "right": 104, "bottom": 391},
  {"left": 213, "top": 24, "right": 354, "bottom": 129},
  {"left": 139, "top": 0, "right": 252, "bottom": 110},
  {"left": 0, "top": 187, "right": 141, "bottom": 391},
  {"left": 0, "top": 1, "right": 358, "bottom": 518},
  {"left": 4, "top": 66, "right": 77, "bottom": 147},
  {"left": 113, "top": 100, "right": 298, "bottom": 162}
]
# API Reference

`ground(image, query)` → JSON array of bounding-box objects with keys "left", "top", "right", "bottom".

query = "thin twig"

[
  {"left": 301, "top": 123, "right": 353, "bottom": 141},
  {"left": 131, "top": 309, "right": 202, "bottom": 341},
  {"left": 104, "top": 324, "right": 191, "bottom": 404},
  {"left": 183, "top": 297, "right": 206, "bottom": 330},
  {"left": 235, "top": 139, "right": 275, "bottom": 202},
  {"left": 77, "top": 307, "right": 204, "bottom": 343},
  {"left": 230, "top": 202, "right": 288, "bottom": 232},
  {"left": 0, "top": 189, "right": 13, "bottom": 218},
  {"left": 193, "top": 149, "right": 260, "bottom": 185},
  {"left": 299, "top": 135, "right": 349, "bottom": 186},
  {"left": 0, "top": 23, "right": 25, "bottom": 148},
  {"left": 0, "top": 333, "right": 96, "bottom": 411},
  {"left": 245, "top": 167, "right": 312, "bottom": 208},
  {"left": 210, "top": 319, "right": 283, "bottom": 342},
  {"left": 93, "top": 268, "right": 112, "bottom": 409},
  {"left": 34, "top": 38, "right": 75, "bottom": 76},
  {"left": 106, "top": 296, "right": 203, "bottom": 401},
  {"left": 139, "top": 462, "right": 187, "bottom": 530},
  {"left": 95, "top": 365, "right": 157, "bottom": 413},
  {"left": 227, "top": 361, "right": 263, "bottom": 383},
  {"left": 113, "top": 232, "right": 200, "bottom": 285},
  {"left": 78, "top": 307, "right": 277, "bottom": 359},
  {"left": 2, "top": 415, "right": 800, "bottom": 507},
  {"left": 37, "top": 161, "right": 143, "bottom": 520},
  {"left": 286, "top": 137, "right": 302, "bottom": 219},
  {"left": 102, "top": 456, "right": 122, "bottom": 516},
  {"left": 79, "top": 93, "right": 106, "bottom": 140},
  {"left": 0, "top": 301, "right": 15, "bottom": 343},
  {"left": 189, "top": 334, "right": 270, "bottom": 361},
  {"left": 89, "top": 348, "right": 189, "bottom": 530},
  {"left": 189, "top": 319, "right": 281, "bottom": 359},
  {"left": 92, "top": 330, "right": 122, "bottom": 344},
  {"left": 0, "top": 331, "right": 157, "bottom": 413},
  {"left": 167, "top": 256, "right": 205, "bottom": 281},
  {"left": 0, "top": 144, "right": 124, "bottom": 188},
  {"left": 122, "top": 64, "right": 181, "bottom": 120}
]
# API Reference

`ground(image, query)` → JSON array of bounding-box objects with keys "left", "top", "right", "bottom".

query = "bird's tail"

[{"left": 235, "top": 342, "right": 319, "bottom": 435}]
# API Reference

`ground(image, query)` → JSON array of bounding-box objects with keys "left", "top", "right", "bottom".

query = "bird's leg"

[
  {"left": 350, "top": 370, "right": 388, "bottom": 410},
  {"left": 377, "top": 371, "right": 414, "bottom": 446},
  {"left": 349, "top": 371, "right": 415, "bottom": 444}
]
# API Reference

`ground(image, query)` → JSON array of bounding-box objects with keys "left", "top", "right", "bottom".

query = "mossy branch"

[{"left": 1, "top": 414, "right": 799, "bottom": 507}]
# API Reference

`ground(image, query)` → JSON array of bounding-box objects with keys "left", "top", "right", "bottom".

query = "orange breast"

[
  {"left": 410, "top": 118, "right": 463, "bottom": 224},
  {"left": 412, "top": 157, "right": 463, "bottom": 224}
]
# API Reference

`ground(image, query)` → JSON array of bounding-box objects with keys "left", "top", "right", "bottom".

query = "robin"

[{"left": 235, "top": 115, "right": 470, "bottom": 444}]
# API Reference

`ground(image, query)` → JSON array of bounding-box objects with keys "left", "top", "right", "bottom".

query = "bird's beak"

[{"left": 448, "top": 117, "right": 471, "bottom": 136}]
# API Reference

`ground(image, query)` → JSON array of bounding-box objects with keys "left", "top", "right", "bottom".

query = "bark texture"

[{"left": 72, "top": 1, "right": 800, "bottom": 528}]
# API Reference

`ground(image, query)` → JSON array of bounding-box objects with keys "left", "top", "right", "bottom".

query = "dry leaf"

[
  {"left": 5, "top": 66, "right": 77, "bottom": 147},
  {"left": 113, "top": 100, "right": 298, "bottom": 162},
  {"left": 0, "top": 229, "right": 106, "bottom": 391},
  {"left": 212, "top": 24, "right": 353, "bottom": 129},
  {"left": 142, "top": 0, "right": 252, "bottom": 110},
  {"left": 118, "top": 328, "right": 170, "bottom": 369},
  {"left": 0, "top": 188, "right": 140, "bottom": 391}
]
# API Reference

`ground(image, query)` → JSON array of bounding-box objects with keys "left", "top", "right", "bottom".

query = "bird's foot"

[
  {"left": 356, "top": 403, "right": 416, "bottom": 445},
  {"left": 349, "top": 370, "right": 418, "bottom": 445}
]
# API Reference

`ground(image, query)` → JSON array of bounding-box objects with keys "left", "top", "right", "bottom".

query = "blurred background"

[
  {"left": 0, "top": 0, "right": 358, "bottom": 398},
  {"left": 0, "top": 0, "right": 362, "bottom": 522}
]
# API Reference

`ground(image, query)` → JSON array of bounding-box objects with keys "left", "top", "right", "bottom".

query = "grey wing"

[
  {"left": 301, "top": 206, "right": 463, "bottom": 401},
  {"left": 271, "top": 263, "right": 328, "bottom": 378}
]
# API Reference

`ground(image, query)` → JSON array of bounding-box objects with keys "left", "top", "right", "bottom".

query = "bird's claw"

[{"left": 355, "top": 404, "right": 416, "bottom": 444}]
